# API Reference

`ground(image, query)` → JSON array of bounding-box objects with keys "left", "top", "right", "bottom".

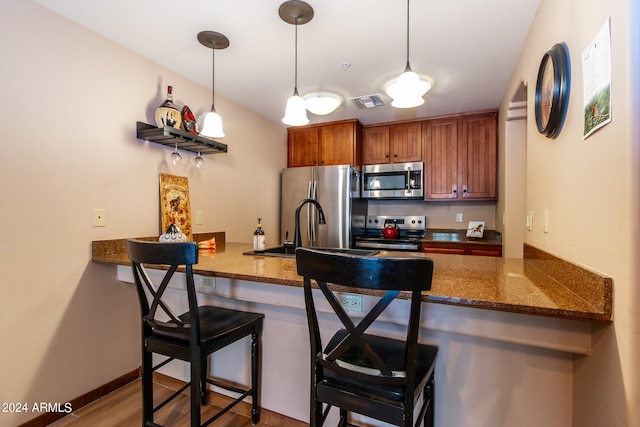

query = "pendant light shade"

[
  {"left": 385, "top": 0, "right": 432, "bottom": 108},
  {"left": 283, "top": 88, "right": 309, "bottom": 125},
  {"left": 386, "top": 64, "right": 432, "bottom": 108},
  {"left": 197, "top": 31, "right": 229, "bottom": 138},
  {"left": 280, "top": 1, "right": 314, "bottom": 126},
  {"left": 199, "top": 109, "right": 224, "bottom": 137}
]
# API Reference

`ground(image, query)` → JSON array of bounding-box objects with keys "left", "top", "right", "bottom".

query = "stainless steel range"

[{"left": 353, "top": 215, "right": 426, "bottom": 252}]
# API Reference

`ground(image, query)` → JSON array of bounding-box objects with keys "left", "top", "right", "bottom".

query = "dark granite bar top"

[
  {"left": 422, "top": 229, "right": 502, "bottom": 245},
  {"left": 92, "top": 234, "right": 611, "bottom": 323}
]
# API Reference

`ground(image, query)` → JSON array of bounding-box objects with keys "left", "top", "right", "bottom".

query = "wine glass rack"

[{"left": 136, "top": 121, "right": 228, "bottom": 155}]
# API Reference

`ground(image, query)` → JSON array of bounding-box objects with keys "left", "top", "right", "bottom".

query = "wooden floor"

[{"left": 48, "top": 377, "right": 307, "bottom": 427}]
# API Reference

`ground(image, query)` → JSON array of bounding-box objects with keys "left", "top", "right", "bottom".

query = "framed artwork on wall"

[{"left": 159, "top": 173, "right": 192, "bottom": 241}]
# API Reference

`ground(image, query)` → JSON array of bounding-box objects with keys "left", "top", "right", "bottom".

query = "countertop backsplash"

[{"left": 366, "top": 199, "right": 498, "bottom": 230}]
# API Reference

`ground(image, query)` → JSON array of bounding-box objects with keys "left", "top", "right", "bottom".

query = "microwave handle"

[{"left": 406, "top": 168, "right": 412, "bottom": 190}]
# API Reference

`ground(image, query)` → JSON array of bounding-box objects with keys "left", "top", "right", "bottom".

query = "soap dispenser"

[{"left": 253, "top": 218, "right": 266, "bottom": 252}]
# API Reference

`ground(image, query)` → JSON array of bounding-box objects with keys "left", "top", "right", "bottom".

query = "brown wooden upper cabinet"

[
  {"left": 362, "top": 122, "right": 422, "bottom": 164},
  {"left": 424, "top": 117, "right": 458, "bottom": 200},
  {"left": 287, "top": 119, "right": 362, "bottom": 168},
  {"left": 424, "top": 112, "right": 497, "bottom": 201}
]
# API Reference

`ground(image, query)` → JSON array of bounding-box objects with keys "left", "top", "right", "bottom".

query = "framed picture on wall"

[{"left": 159, "top": 173, "right": 192, "bottom": 241}]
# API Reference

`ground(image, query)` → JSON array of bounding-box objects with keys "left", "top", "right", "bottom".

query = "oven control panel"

[{"left": 365, "top": 215, "right": 426, "bottom": 231}]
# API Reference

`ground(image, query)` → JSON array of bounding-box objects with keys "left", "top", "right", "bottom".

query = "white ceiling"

[{"left": 35, "top": 0, "right": 540, "bottom": 125}]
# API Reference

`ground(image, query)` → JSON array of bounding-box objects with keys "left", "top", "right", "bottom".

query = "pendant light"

[
  {"left": 280, "top": 1, "right": 314, "bottom": 126},
  {"left": 197, "top": 31, "right": 229, "bottom": 138},
  {"left": 385, "top": 0, "right": 432, "bottom": 108}
]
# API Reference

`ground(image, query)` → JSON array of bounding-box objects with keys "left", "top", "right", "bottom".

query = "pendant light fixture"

[
  {"left": 280, "top": 0, "right": 314, "bottom": 126},
  {"left": 385, "top": 0, "right": 432, "bottom": 108},
  {"left": 197, "top": 31, "right": 229, "bottom": 138}
]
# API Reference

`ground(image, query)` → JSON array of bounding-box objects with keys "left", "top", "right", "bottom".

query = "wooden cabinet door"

[
  {"left": 424, "top": 118, "right": 459, "bottom": 200},
  {"left": 390, "top": 122, "right": 422, "bottom": 162},
  {"left": 287, "top": 127, "right": 319, "bottom": 167},
  {"left": 362, "top": 126, "right": 390, "bottom": 164},
  {"left": 458, "top": 113, "right": 497, "bottom": 200},
  {"left": 319, "top": 122, "right": 356, "bottom": 166}
]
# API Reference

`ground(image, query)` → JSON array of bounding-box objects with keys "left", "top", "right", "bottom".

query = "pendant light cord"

[
  {"left": 294, "top": 17, "right": 299, "bottom": 95},
  {"left": 211, "top": 46, "right": 217, "bottom": 111},
  {"left": 405, "top": 0, "right": 412, "bottom": 72}
]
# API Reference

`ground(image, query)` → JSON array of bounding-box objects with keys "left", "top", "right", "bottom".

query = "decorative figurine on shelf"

[
  {"left": 182, "top": 105, "right": 198, "bottom": 135},
  {"left": 155, "top": 85, "right": 182, "bottom": 129},
  {"left": 159, "top": 223, "right": 187, "bottom": 243}
]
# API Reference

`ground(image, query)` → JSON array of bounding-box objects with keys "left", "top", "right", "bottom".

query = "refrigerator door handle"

[
  {"left": 309, "top": 181, "right": 318, "bottom": 244},
  {"left": 306, "top": 181, "right": 314, "bottom": 245}
]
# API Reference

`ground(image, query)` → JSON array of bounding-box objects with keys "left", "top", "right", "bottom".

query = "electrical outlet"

[
  {"left": 338, "top": 293, "right": 362, "bottom": 312},
  {"left": 200, "top": 276, "right": 216, "bottom": 289},
  {"left": 456, "top": 213, "right": 463, "bottom": 223},
  {"left": 543, "top": 209, "right": 549, "bottom": 233},
  {"left": 196, "top": 210, "right": 204, "bottom": 225}
]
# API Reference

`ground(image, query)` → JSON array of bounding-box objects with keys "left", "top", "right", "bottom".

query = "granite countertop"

[
  {"left": 422, "top": 229, "right": 502, "bottom": 245},
  {"left": 92, "top": 234, "right": 611, "bottom": 323}
]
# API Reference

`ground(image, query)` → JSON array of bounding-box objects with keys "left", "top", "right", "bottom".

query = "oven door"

[{"left": 361, "top": 162, "right": 423, "bottom": 199}]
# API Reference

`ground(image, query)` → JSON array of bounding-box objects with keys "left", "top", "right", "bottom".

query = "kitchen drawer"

[
  {"left": 421, "top": 242, "right": 502, "bottom": 257},
  {"left": 421, "top": 243, "right": 467, "bottom": 255}
]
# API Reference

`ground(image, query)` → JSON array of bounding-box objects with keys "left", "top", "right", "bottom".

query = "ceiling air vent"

[{"left": 350, "top": 94, "right": 385, "bottom": 109}]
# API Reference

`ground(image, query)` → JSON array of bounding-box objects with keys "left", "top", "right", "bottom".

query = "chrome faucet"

[{"left": 293, "top": 198, "right": 326, "bottom": 249}]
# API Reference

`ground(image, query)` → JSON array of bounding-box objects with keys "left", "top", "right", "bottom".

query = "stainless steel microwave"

[{"left": 361, "top": 162, "right": 423, "bottom": 199}]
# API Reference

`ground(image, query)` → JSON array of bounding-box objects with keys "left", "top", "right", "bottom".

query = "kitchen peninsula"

[
  {"left": 92, "top": 234, "right": 612, "bottom": 426},
  {"left": 92, "top": 233, "right": 610, "bottom": 322}
]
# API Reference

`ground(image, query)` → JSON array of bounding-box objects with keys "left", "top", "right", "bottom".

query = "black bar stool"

[
  {"left": 127, "top": 239, "right": 264, "bottom": 427},
  {"left": 296, "top": 247, "right": 437, "bottom": 427}
]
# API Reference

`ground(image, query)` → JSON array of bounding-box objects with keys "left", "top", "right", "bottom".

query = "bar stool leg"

[{"left": 251, "top": 329, "right": 261, "bottom": 424}]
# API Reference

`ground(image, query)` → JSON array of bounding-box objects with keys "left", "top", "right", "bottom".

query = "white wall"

[
  {"left": 499, "top": 0, "right": 639, "bottom": 425},
  {"left": 0, "top": 1, "right": 285, "bottom": 425}
]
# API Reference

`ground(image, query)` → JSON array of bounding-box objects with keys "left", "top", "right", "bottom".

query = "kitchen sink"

[{"left": 243, "top": 246, "right": 379, "bottom": 259}]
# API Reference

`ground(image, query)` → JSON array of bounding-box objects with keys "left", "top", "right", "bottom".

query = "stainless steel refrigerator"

[{"left": 280, "top": 164, "right": 367, "bottom": 249}]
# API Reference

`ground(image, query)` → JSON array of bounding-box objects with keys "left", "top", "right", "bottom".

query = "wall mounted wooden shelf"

[{"left": 136, "top": 121, "right": 227, "bottom": 155}]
